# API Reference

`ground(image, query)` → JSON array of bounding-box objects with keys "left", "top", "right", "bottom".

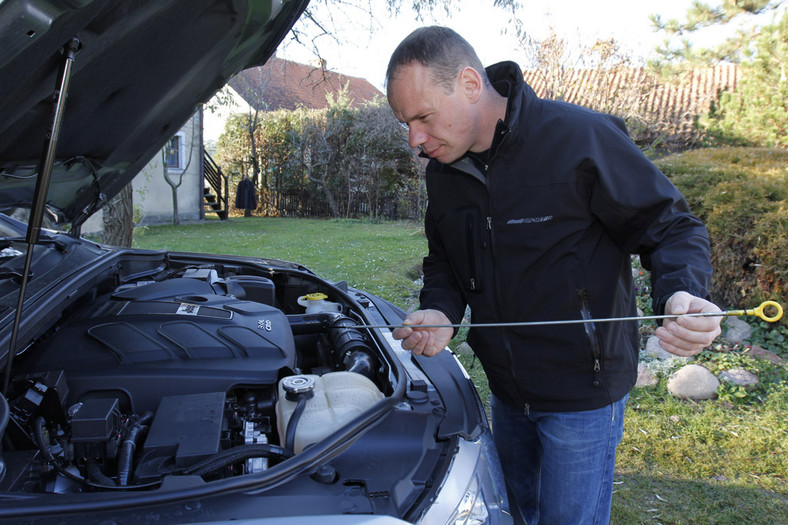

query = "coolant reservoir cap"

[{"left": 282, "top": 375, "right": 316, "bottom": 399}]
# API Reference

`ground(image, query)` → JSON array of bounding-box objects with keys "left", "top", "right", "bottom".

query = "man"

[{"left": 386, "top": 26, "right": 722, "bottom": 524}]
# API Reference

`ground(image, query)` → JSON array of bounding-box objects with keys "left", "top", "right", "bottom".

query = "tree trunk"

[
  {"left": 103, "top": 183, "right": 134, "bottom": 247},
  {"left": 171, "top": 187, "right": 180, "bottom": 225},
  {"left": 319, "top": 182, "right": 340, "bottom": 218}
]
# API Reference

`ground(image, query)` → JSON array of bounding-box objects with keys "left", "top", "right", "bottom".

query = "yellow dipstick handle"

[{"left": 725, "top": 300, "right": 783, "bottom": 323}]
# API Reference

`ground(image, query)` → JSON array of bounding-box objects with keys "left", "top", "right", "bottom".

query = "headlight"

[
  {"left": 449, "top": 475, "right": 488, "bottom": 524},
  {"left": 416, "top": 433, "right": 512, "bottom": 525}
]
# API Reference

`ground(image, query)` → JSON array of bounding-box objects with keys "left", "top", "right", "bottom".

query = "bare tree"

[
  {"left": 291, "top": 109, "right": 344, "bottom": 217},
  {"left": 284, "top": 0, "right": 522, "bottom": 79},
  {"left": 231, "top": 67, "right": 275, "bottom": 188},
  {"left": 162, "top": 118, "right": 199, "bottom": 225},
  {"left": 516, "top": 28, "right": 585, "bottom": 100}
]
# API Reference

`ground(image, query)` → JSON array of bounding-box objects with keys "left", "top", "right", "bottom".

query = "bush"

[{"left": 655, "top": 147, "right": 788, "bottom": 313}]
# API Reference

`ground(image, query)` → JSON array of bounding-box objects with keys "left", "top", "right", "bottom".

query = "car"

[{"left": 0, "top": 1, "right": 512, "bottom": 523}]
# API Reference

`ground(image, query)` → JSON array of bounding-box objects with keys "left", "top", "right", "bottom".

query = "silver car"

[{"left": 0, "top": 1, "right": 511, "bottom": 523}]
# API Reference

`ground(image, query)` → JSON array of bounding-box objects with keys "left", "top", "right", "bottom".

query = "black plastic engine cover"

[{"left": 19, "top": 278, "right": 296, "bottom": 413}]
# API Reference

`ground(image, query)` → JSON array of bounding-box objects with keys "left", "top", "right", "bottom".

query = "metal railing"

[{"left": 203, "top": 150, "right": 228, "bottom": 220}]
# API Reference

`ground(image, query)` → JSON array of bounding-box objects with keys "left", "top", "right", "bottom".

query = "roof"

[
  {"left": 522, "top": 64, "right": 741, "bottom": 146},
  {"left": 229, "top": 56, "right": 383, "bottom": 111}
]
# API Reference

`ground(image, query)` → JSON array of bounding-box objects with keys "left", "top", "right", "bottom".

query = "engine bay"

[{"left": 1, "top": 259, "right": 393, "bottom": 493}]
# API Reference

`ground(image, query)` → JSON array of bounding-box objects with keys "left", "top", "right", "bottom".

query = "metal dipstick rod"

[{"left": 354, "top": 301, "right": 783, "bottom": 331}]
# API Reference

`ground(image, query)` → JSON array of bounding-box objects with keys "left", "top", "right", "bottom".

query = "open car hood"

[{"left": 0, "top": 0, "right": 309, "bottom": 229}]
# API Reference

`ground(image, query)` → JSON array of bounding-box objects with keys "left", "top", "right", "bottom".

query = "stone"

[
  {"left": 635, "top": 362, "right": 658, "bottom": 387},
  {"left": 667, "top": 364, "right": 720, "bottom": 400},
  {"left": 645, "top": 335, "right": 678, "bottom": 360},
  {"left": 718, "top": 368, "right": 759, "bottom": 387},
  {"left": 748, "top": 344, "right": 783, "bottom": 365},
  {"left": 724, "top": 317, "right": 752, "bottom": 344}
]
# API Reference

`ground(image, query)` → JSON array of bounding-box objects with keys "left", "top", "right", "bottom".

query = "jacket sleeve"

[
  {"left": 418, "top": 204, "right": 468, "bottom": 326},
  {"left": 584, "top": 115, "right": 713, "bottom": 314}
]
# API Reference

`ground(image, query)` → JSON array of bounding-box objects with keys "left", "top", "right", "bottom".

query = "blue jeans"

[{"left": 491, "top": 393, "right": 628, "bottom": 525}]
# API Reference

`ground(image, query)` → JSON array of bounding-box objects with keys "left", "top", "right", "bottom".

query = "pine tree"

[
  {"left": 651, "top": 1, "right": 787, "bottom": 147},
  {"left": 704, "top": 11, "right": 788, "bottom": 147}
]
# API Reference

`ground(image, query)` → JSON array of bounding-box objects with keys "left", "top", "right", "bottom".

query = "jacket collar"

[{"left": 485, "top": 60, "right": 535, "bottom": 141}]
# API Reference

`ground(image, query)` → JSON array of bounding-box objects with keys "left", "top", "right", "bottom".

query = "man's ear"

[{"left": 459, "top": 66, "right": 483, "bottom": 103}]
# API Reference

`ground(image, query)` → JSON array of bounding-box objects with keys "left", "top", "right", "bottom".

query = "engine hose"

[
  {"left": 287, "top": 313, "right": 378, "bottom": 380},
  {"left": 181, "top": 444, "right": 293, "bottom": 477},
  {"left": 284, "top": 396, "right": 308, "bottom": 454},
  {"left": 32, "top": 417, "right": 159, "bottom": 490},
  {"left": 344, "top": 350, "right": 375, "bottom": 377},
  {"left": 117, "top": 412, "right": 153, "bottom": 486},
  {"left": 0, "top": 394, "right": 8, "bottom": 436},
  {"left": 328, "top": 314, "right": 379, "bottom": 379},
  {"left": 33, "top": 416, "right": 103, "bottom": 488},
  {"left": 287, "top": 313, "right": 331, "bottom": 335},
  {"left": 86, "top": 457, "right": 116, "bottom": 486}
]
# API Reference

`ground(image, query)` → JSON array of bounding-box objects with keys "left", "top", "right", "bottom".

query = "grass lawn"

[
  {"left": 134, "top": 216, "right": 787, "bottom": 524},
  {"left": 134, "top": 217, "right": 427, "bottom": 310}
]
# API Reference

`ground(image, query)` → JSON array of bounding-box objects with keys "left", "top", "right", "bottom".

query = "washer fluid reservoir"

[
  {"left": 276, "top": 372, "right": 383, "bottom": 454},
  {"left": 297, "top": 293, "right": 342, "bottom": 314}
]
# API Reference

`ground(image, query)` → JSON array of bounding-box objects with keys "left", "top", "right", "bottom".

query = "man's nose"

[{"left": 408, "top": 125, "right": 427, "bottom": 149}]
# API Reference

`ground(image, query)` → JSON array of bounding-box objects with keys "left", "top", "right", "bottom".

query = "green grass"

[
  {"left": 134, "top": 215, "right": 788, "bottom": 525},
  {"left": 133, "top": 217, "right": 427, "bottom": 309}
]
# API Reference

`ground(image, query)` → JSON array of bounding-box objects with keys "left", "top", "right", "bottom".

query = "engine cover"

[{"left": 21, "top": 277, "right": 296, "bottom": 413}]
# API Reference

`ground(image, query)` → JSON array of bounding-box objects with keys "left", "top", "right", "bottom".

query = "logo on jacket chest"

[{"left": 506, "top": 215, "right": 554, "bottom": 225}]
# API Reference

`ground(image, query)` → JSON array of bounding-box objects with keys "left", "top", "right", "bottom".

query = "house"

[
  {"left": 522, "top": 64, "right": 740, "bottom": 147},
  {"left": 82, "top": 57, "right": 381, "bottom": 235}
]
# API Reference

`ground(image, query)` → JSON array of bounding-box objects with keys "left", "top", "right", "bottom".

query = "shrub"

[{"left": 655, "top": 147, "right": 788, "bottom": 313}]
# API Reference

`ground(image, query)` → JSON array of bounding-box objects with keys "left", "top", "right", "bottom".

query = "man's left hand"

[{"left": 654, "top": 291, "right": 722, "bottom": 357}]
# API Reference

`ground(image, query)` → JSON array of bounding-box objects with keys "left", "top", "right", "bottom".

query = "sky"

[{"left": 276, "top": 0, "right": 710, "bottom": 92}]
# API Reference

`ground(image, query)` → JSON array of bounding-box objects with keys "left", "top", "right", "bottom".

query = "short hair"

[{"left": 385, "top": 26, "right": 488, "bottom": 94}]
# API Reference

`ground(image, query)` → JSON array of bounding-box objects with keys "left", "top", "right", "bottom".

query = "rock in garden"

[
  {"left": 718, "top": 368, "right": 759, "bottom": 387},
  {"left": 645, "top": 335, "right": 678, "bottom": 360},
  {"left": 635, "top": 362, "right": 658, "bottom": 387},
  {"left": 724, "top": 317, "right": 752, "bottom": 344},
  {"left": 667, "top": 364, "right": 719, "bottom": 400},
  {"left": 748, "top": 344, "right": 783, "bottom": 365}
]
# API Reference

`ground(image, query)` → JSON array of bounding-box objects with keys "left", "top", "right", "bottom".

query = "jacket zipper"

[
  {"left": 577, "top": 289, "right": 612, "bottom": 403},
  {"left": 466, "top": 215, "right": 481, "bottom": 291}
]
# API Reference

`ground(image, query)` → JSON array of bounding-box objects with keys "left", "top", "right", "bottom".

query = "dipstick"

[{"left": 355, "top": 300, "right": 783, "bottom": 330}]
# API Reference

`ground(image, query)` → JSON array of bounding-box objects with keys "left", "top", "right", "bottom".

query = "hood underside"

[{"left": 0, "top": 0, "right": 309, "bottom": 228}]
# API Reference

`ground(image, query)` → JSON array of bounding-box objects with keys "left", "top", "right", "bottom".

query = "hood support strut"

[{"left": 3, "top": 38, "right": 81, "bottom": 395}]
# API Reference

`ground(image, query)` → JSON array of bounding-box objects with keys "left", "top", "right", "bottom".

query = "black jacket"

[
  {"left": 419, "top": 61, "right": 712, "bottom": 412},
  {"left": 235, "top": 178, "right": 257, "bottom": 210}
]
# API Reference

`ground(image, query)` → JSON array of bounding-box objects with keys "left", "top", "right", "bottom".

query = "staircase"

[{"left": 203, "top": 150, "right": 228, "bottom": 220}]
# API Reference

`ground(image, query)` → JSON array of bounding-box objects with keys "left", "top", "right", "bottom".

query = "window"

[{"left": 164, "top": 135, "right": 182, "bottom": 169}]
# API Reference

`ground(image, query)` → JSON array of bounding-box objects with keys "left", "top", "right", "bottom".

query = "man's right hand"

[{"left": 391, "top": 309, "right": 454, "bottom": 357}]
